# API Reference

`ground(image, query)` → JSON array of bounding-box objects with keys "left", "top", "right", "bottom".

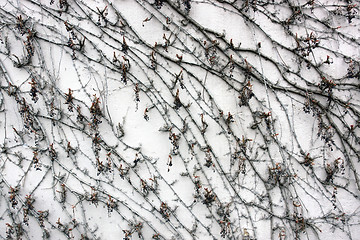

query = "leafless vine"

[{"left": 0, "top": 0, "right": 359, "bottom": 239}]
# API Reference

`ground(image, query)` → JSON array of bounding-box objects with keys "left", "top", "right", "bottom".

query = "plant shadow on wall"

[{"left": 0, "top": 0, "right": 359, "bottom": 239}]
